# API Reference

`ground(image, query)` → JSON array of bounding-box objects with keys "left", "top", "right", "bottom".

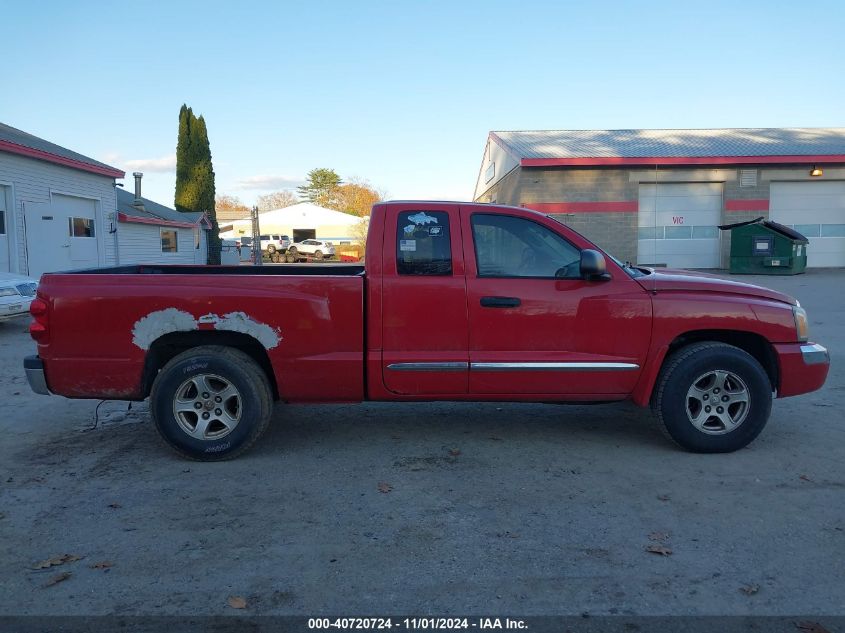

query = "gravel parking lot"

[{"left": 0, "top": 271, "right": 843, "bottom": 618}]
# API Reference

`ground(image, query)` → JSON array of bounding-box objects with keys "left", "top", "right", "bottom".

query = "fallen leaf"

[
  {"left": 645, "top": 545, "right": 673, "bottom": 556},
  {"left": 42, "top": 571, "right": 71, "bottom": 588},
  {"left": 657, "top": 494, "right": 671, "bottom": 502},
  {"left": 796, "top": 622, "right": 831, "bottom": 633},
  {"left": 227, "top": 596, "right": 247, "bottom": 609},
  {"left": 89, "top": 561, "right": 113, "bottom": 570},
  {"left": 799, "top": 474, "right": 813, "bottom": 483},
  {"left": 377, "top": 482, "right": 393, "bottom": 493},
  {"left": 648, "top": 531, "right": 670, "bottom": 541},
  {"left": 448, "top": 449, "right": 461, "bottom": 457},
  {"left": 739, "top": 583, "right": 759, "bottom": 595},
  {"left": 107, "top": 503, "right": 122, "bottom": 509},
  {"left": 32, "top": 554, "right": 83, "bottom": 570}
]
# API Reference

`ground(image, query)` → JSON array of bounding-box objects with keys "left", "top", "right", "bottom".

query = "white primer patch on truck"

[
  {"left": 214, "top": 312, "right": 281, "bottom": 349},
  {"left": 131, "top": 309, "right": 282, "bottom": 350},
  {"left": 132, "top": 308, "right": 197, "bottom": 350}
]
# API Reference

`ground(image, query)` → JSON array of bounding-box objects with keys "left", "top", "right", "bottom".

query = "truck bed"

[
  {"left": 66, "top": 263, "right": 366, "bottom": 276},
  {"left": 33, "top": 266, "right": 365, "bottom": 402}
]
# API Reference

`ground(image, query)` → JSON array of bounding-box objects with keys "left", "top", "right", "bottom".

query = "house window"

[
  {"left": 68, "top": 217, "right": 95, "bottom": 238},
  {"left": 194, "top": 227, "right": 200, "bottom": 249},
  {"left": 0, "top": 210, "right": 5, "bottom": 235},
  {"left": 396, "top": 210, "right": 452, "bottom": 275},
  {"left": 161, "top": 229, "right": 178, "bottom": 253}
]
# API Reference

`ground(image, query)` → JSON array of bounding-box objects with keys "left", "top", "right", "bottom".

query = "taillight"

[
  {"left": 29, "top": 298, "right": 49, "bottom": 344},
  {"left": 30, "top": 298, "right": 47, "bottom": 317}
]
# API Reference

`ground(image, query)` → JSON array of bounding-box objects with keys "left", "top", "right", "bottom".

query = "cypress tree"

[{"left": 174, "top": 105, "right": 221, "bottom": 264}]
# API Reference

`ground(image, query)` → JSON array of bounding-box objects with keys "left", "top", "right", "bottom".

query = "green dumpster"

[{"left": 720, "top": 216, "right": 809, "bottom": 275}]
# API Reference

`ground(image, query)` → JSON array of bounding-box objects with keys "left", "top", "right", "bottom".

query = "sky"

[{"left": 3, "top": 0, "right": 844, "bottom": 208}]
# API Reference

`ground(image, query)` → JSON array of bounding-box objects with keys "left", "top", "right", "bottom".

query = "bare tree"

[{"left": 256, "top": 190, "right": 298, "bottom": 212}]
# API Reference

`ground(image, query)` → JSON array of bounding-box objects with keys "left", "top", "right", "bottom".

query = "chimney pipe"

[{"left": 133, "top": 172, "right": 143, "bottom": 203}]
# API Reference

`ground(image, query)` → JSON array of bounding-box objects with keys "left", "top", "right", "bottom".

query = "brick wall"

[{"left": 474, "top": 163, "right": 845, "bottom": 269}]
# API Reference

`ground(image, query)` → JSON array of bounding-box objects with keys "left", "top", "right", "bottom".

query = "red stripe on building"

[
  {"left": 725, "top": 199, "right": 769, "bottom": 212},
  {"left": 118, "top": 212, "right": 197, "bottom": 229},
  {"left": 0, "top": 140, "right": 125, "bottom": 178},
  {"left": 523, "top": 201, "right": 638, "bottom": 214},
  {"left": 521, "top": 155, "right": 845, "bottom": 167}
]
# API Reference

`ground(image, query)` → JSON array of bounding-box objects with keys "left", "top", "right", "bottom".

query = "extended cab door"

[
  {"left": 381, "top": 203, "right": 468, "bottom": 395},
  {"left": 461, "top": 206, "right": 651, "bottom": 397}
]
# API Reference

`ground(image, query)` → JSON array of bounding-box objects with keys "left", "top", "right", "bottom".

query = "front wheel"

[
  {"left": 150, "top": 346, "right": 273, "bottom": 460},
  {"left": 652, "top": 342, "right": 772, "bottom": 453}
]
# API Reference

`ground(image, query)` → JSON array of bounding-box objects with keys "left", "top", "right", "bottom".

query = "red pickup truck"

[{"left": 25, "top": 201, "right": 829, "bottom": 460}]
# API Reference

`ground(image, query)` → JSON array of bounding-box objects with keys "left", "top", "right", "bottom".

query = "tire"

[
  {"left": 150, "top": 346, "right": 273, "bottom": 461},
  {"left": 267, "top": 244, "right": 277, "bottom": 254},
  {"left": 314, "top": 250, "right": 323, "bottom": 259},
  {"left": 652, "top": 342, "right": 772, "bottom": 453}
]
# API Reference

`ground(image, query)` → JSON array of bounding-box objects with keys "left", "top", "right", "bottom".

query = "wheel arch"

[
  {"left": 634, "top": 329, "right": 779, "bottom": 406},
  {"left": 142, "top": 331, "right": 280, "bottom": 400}
]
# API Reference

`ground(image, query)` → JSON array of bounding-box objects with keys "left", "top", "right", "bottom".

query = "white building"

[
  {"left": 1, "top": 121, "right": 124, "bottom": 276},
  {"left": 222, "top": 202, "right": 362, "bottom": 244},
  {"left": 1, "top": 122, "right": 212, "bottom": 276},
  {"left": 117, "top": 173, "right": 210, "bottom": 266}
]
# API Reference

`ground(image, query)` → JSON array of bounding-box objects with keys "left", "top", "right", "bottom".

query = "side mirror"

[{"left": 580, "top": 249, "right": 611, "bottom": 281}]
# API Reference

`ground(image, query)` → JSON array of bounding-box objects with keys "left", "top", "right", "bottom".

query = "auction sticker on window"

[{"left": 399, "top": 240, "right": 416, "bottom": 252}]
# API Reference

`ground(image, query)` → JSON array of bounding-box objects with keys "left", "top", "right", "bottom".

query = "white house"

[
  {"left": 0, "top": 121, "right": 124, "bottom": 277},
  {"left": 1, "top": 121, "right": 214, "bottom": 276},
  {"left": 117, "top": 173, "right": 210, "bottom": 266},
  {"left": 222, "top": 202, "right": 362, "bottom": 244}
]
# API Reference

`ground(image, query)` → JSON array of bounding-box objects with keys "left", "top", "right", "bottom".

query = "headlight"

[
  {"left": 793, "top": 306, "right": 809, "bottom": 342},
  {"left": 0, "top": 287, "right": 20, "bottom": 297}
]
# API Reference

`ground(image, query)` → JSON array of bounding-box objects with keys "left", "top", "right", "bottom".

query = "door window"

[
  {"left": 471, "top": 214, "right": 580, "bottom": 278},
  {"left": 68, "top": 217, "right": 95, "bottom": 238},
  {"left": 396, "top": 211, "right": 452, "bottom": 275}
]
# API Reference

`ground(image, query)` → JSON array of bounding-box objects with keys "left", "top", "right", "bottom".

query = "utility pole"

[{"left": 251, "top": 205, "right": 261, "bottom": 266}]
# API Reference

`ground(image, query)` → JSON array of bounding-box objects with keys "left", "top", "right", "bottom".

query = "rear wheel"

[
  {"left": 652, "top": 342, "right": 772, "bottom": 453},
  {"left": 150, "top": 346, "right": 273, "bottom": 461}
]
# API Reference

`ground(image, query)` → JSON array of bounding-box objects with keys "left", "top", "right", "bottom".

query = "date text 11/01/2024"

[{"left": 307, "top": 618, "right": 528, "bottom": 630}]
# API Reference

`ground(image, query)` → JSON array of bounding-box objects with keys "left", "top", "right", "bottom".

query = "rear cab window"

[{"left": 396, "top": 211, "right": 452, "bottom": 275}]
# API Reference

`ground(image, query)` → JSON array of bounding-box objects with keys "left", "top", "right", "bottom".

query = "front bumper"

[
  {"left": 24, "top": 355, "right": 51, "bottom": 395},
  {"left": 774, "top": 342, "right": 830, "bottom": 398}
]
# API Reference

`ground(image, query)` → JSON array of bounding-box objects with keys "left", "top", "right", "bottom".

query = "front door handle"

[{"left": 480, "top": 296, "right": 521, "bottom": 308}]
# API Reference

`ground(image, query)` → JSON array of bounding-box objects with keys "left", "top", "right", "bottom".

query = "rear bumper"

[
  {"left": 24, "top": 355, "right": 51, "bottom": 395},
  {"left": 774, "top": 342, "right": 830, "bottom": 398}
]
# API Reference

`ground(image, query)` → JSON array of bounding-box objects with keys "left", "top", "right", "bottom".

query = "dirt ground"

[{"left": 0, "top": 271, "right": 843, "bottom": 617}]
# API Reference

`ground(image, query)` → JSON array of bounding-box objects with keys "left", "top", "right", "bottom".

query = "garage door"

[
  {"left": 638, "top": 183, "right": 722, "bottom": 269},
  {"left": 25, "top": 194, "right": 99, "bottom": 278},
  {"left": 770, "top": 182, "right": 845, "bottom": 268}
]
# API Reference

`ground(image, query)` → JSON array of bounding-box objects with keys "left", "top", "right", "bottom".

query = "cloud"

[
  {"left": 235, "top": 174, "right": 303, "bottom": 190},
  {"left": 124, "top": 154, "right": 177, "bottom": 173}
]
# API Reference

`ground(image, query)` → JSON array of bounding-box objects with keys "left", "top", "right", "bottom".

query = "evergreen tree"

[
  {"left": 297, "top": 168, "right": 342, "bottom": 207},
  {"left": 174, "top": 104, "right": 221, "bottom": 264}
]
